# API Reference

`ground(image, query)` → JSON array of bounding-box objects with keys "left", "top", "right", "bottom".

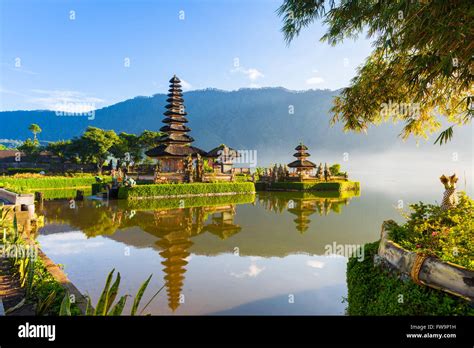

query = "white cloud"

[
  {"left": 180, "top": 79, "right": 192, "bottom": 90},
  {"left": 29, "top": 89, "right": 104, "bottom": 112},
  {"left": 306, "top": 260, "right": 325, "bottom": 269},
  {"left": 231, "top": 263, "right": 265, "bottom": 278},
  {"left": 39, "top": 232, "right": 104, "bottom": 255},
  {"left": 306, "top": 77, "right": 325, "bottom": 85},
  {"left": 231, "top": 66, "right": 264, "bottom": 81}
]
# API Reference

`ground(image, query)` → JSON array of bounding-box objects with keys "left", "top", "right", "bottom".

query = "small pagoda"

[
  {"left": 287, "top": 143, "right": 316, "bottom": 176},
  {"left": 145, "top": 75, "right": 207, "bottom": 172}
]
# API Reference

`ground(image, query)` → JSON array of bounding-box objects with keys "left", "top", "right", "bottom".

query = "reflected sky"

[{"left": 36, "top": 156, "right": 472, "bottom": 315}]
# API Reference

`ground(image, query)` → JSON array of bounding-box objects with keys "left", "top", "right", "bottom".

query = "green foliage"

[
  {"left": 234, "top": 174, "right": 250, "bottom": 182},
  {"left": 28, "top": 124, "right": 42, "bottom": 140},
  {"left": 39, "top": 188, "right": 92, "bottom": 200},
  {"left": 17, "top": 138, "right": 40, "bottom": 159},
  {"left": 346, "top": 242, "right": 473, "bottom": 315},
  {"left": 203, "top": 159, "right": 213, "bottom": 173},
  {"left": 6, "top": 168, "right": 45, "bottom": 175},
  {"left": 389, "top": 193, "right": 473, "bottom": 270},
  {"left": 138, "top": 130, "right": 163, "bottom": 149},
  {"left": 269, "top": 181, "right": 359, "bottom": 192},
  {"left": 45, "top": 140, "right": 76, "bottom": 162},
  {"left": 91, "top": 182, "right": 108, "bottom": 195},
  {"left": 118, "top": 182, "right": 256, "bottom": 199},
  {"left": 60, "top": 269, "right": 157, "bottom": 316},
  {"left": 1, "top": 176, "right": 105, "bottom": 193},
  {"left": 329, "top": 164, "right": 341, "bottom": 176},
  {"left": 131, "top": 274, "right": 152, "bottom": 316},
  {"left": 109, "top": 132, "right": 142, "bottom": 166},
  {"left": 73, "top": 127, "right": 119, "bottom": 173},
  {"left": 278, "top": 0, "right": 473, "bottom": 143}
]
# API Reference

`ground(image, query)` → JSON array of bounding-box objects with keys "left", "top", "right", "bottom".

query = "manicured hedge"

[
  {"left": 267, "top": 181, "right": 360, "bottom": 192},
  {"left": 0, "top": 176, "right": 108, "bottom": 193},
  {"left": 40, "top": 188, "right": 92, "bottom": 200},
  {"left": 346, "top": 241, "right": 473, "bottom": 315},
  {"left": 6, "top": 168, "right": 45, "bottom": 174},
  {"left": 118, "top": 193, "right": 256, "bottom": 210},
  {"left": 118, "top": 182, "right": 256, "bottom": 200}
]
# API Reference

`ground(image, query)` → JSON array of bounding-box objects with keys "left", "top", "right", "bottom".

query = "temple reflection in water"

[{"left": 37, "top": 190, "right": 359, "bottom": 312}]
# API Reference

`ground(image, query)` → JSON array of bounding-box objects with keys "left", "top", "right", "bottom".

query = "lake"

[{"left": 36, "top": 166, "right": 470, "bottom": 315}]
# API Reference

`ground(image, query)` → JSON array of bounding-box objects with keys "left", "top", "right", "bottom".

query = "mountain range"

[{"left": 0, "top": 87, "right": 470, "bottom": 163}]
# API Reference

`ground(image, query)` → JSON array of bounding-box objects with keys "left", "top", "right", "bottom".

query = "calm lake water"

[{"left": 36, "top": 170, "right": 470, "bottom": 315}]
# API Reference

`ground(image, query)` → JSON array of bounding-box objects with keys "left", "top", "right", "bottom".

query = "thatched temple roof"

[
  {"left": 288, "top": 143, "right": 316, "bottom": 169},
  {"left": 146, "top": 75, "right": 206, "bottom": 158}
]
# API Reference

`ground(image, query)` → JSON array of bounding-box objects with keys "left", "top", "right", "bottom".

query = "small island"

[{"left": 256, "top": 143, "right": 360, "bottom": 194}]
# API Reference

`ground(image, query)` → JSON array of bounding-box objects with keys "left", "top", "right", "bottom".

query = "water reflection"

[
  {"left": 37, "top": 191, "right": 361, "bottom": 314},
  {"left": 258, "top": 191, "right": 357, "bottom": 233}
]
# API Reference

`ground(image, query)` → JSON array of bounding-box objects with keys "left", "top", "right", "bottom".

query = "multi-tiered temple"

[
  {"left": 145, "top": 75, "right": 207, "bottom": 173},
  {"left": 287, "top": 143, "right": 316, "bottom": 178},
  {"left": 145, "top": 75, "right": 241, "bottom": 183}
]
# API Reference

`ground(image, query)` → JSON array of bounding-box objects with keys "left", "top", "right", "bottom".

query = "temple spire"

[
  {"left": 145, "top": 75, "right": 207, "bottom": 160},
  {"left": 160, "top": 76, "right": 194, "bottom": 144},
  {"left": 287, "top": 143, "right": 316, "bottom": 174}
]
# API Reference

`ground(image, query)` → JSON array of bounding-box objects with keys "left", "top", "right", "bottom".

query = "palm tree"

[{"left": 28, "top": 124, "right": 42, "bottom": 142}]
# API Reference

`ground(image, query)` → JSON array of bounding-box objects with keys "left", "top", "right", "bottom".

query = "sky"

[{"left": 0, "top": 0, "right": 373, "bottom": 111}]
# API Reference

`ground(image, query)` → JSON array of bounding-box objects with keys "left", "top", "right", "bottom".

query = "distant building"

[{"left": 287, "top": 143, "right": 316, "bottom": 176}]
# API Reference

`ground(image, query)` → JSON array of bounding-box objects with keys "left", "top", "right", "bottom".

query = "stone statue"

[
  {"left": 323, "top": 163, "right": 331, "bottom": 182},
  {"left": 440, "top": 174, "right": 458, "bottom": 210},
  {"left": 196, "top": 154, "right": 204, "bottom": 182},
  {"left": 277, "top": 164, "right": 284, "bottom": 182},
  {"left": 184, "top": 155, "right": 194, "bottom": 183},
  {"left": 316, "top": 163, "right": 323, "bottom": 180},
  {"left": 273, "top": 164, "right": 279, "bottom": 182}
]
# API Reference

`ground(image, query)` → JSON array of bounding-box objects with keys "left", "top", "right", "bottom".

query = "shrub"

[
  {"left": 6, "top": 168, "right": 45, "bottom": 175},
  {"left": 0, "top": 176, "right": 109, "bottom": 193},
  {"left": 346, "top": 242, "right": 473, "bottom": 315},
  {"left": 329, "top": 164, "right": 341, "bottom": 175},
  {"left": 118, "top": 182, "right": 255, "bottom": 199},
  {"left": 40, "top": 188, "right": 92, "bottom": 200},
  {"left": 388, "top": 192, "right": 473, "bottom": 270}
]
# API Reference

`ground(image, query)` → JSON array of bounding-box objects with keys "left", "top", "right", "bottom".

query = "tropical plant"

[
  {"left": 329, "top": 164, "right": 341, "bottom": 176},
  {"left": 28, "top": 124, "right": 42, "bottom": 141},
  {"left": 71, "top": 127, "right": 119, "bottom": 174},
  {"left": 109, "top": 132, "right": 142, "bottom": 168},
  {"left": 278, "top": 0, "right": 473, "bottom": 144},
  {"left": 17, "top": 138, "right": 41, "bottom": 160},
  {"left": 389, "top": 192, "right": 473, "bottom": 270},
  {"left": 60, "top": 269, "right": 162, "bottom": 316}
]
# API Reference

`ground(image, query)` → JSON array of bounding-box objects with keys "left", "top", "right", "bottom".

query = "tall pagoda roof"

[
  {"left": 293, "top": 152, "right": 311, "bottom": 157},
  {"left": 295, "top": 144, "right": 308, "bottom": 151},
  {"left": 160, "top": 124, "right": 191, "bottom": 133},
  {"left": 157, "top": 133, "right": 195, "bottom": 143},
  {"left": 288, "top": 142, "right": 316, "bottom": 168},
  {"left": 169, "top": 75, "right": 181, "bottom": 83},
  {"left": 288, "top": 159, "right": 316, "bottom": 168},
  {"left": 146, "top": 75, "right": 206, "bottom": 158},
  {"left": 145, "top": 144, "right": 207, "bottom": 158}
]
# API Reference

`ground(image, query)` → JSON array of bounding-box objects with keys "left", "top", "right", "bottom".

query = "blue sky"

[{"left": 0, "top": 0, "right": 373, "bottom": 111}]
